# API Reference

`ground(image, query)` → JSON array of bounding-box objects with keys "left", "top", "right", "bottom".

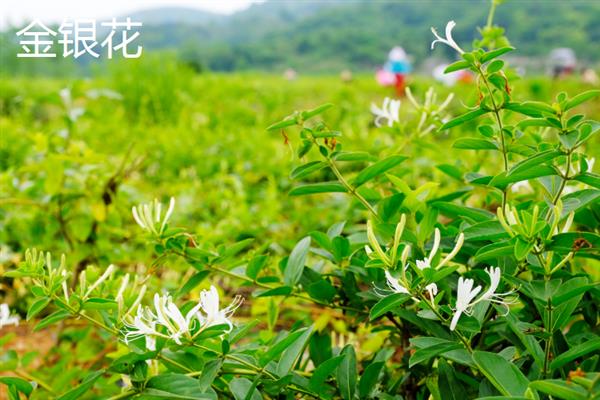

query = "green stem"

[
  {"left": 418, "top": 294, "right": 473, "bottom": 352},
  {"left": 175, "top": 250, "right": 366, "bottom": 314},
  {"left": 326, "top": 157, "right": 381, "bottom": 220},
  {"left": 543, "top": 300, "right": 554, "bottom": 378},
  {"left": 476, "top": 65, "right": 509, "bottom": 208},
  {"left": 486, "top": 0, "right": 498, "bottom": 28},
  {"left": 53, "top": 295, "right": 118, "bottom": 335}
]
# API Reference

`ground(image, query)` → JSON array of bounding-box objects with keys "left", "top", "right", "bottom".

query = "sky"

[{"left": 1, "top": 0, "right": 262, "bottom": 28}]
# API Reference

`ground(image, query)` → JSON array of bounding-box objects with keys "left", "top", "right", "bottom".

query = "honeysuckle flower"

[
  {"left": 196, "top": 285, "right": 243, "bottom": 332},
  {"left": 371, "top": 97, "right": 401, "bottom": 127},
  {"left": 124, "top": 305, "right": 163, "bottom": 351},
  {"left": 431, "top": 20, "right": 465, "bottom": 54},
  {"left": 384, "top": 270, "right": 410, "bottom": 295},
  {"left": 366, "top": 220, "right": 392, "bottom": 266},
  {"left": 153, "top": 293, "right": 203, "bottom": 344},
  {"left": 61, "top": 269, "right": 70, "bottom": 302},
  {"left": 84, "top": 264, "right": 115, "bottom": 298},
  {"left": 132, "top": 197, "right": 175, "bottom": 236},
  {"left": 416, "top": 229, "right": 464, "bottom": 270},
  {"left": 416, "top": 228, "right": 441, "bottom": 270},
  {"left": 0, "top": 304, "right": 19, "bottom": 329},
  {"left": 450, "top": 267, "right": 515, "bottom": 331},
  {"left": 450, "top": 277, "right": 481, "bottom": 331},
  {"left": 425, "top": 283, "right": 438, "bottom": 301},
  {"left": 405, "top": 87, "right": 454, "bottom": 136}
]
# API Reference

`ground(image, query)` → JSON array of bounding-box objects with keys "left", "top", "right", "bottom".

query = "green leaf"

[
  {"left": 529, "top": 380, "right": 587, "bottom": 400},
  {"left": 57, "top": 370, "right": 104, "bottom": 400},
  {"left": 34, "top": 310, "right": 71, "bottom": 331},
  {"left": 290, "top": 161, "right": 327, "bottom": 180},
  {"left": 444, "top": 60, "right": 471, "bottom": 73},
  {"left": 289, "top": 182, "right": 347, "bottom": 196},
  {"left": 82, "top": 298, "right": 118, "bottom": 310},
  {"left": 229, "top": 377, "right": 262, "bottom": 400},
  {"left": 283, "top": 236, "right": 311, "bottom": 286},
  {"left": 369, "top": 293, "right": 410, "bottom": 320},
  {"left": 337, "top": 345, "right": 357, "bottom": 400},
  {"left": 564, "top": 90, "right": 600, "bottom": 111},
  {"left": 307, "top": 279, "right": 336, "bottom": 303},
  {"left": 441, "top": 109, "right": 489, "bottom": 130},
  {"left": 573, "top": 172, "right": 600, "bottom": 189},
  {"left": 352, "top": 155, "right": 407, "bottom": 187},
  {"left": 266, "top": 117, "right": 297, "bottom": 131},
  {"left": 438, "top": 359, "right": 468, "bottom": 400},
  {"left": 332, "top": 151, "right": 374, "bottom": 162},
  {"left": 474, "top": 241, "right": 514, "bottom": 261},
  {"left": 358, "top": 361, "right": 384, "bottom": 398},
  {"left": 505, "top": 313, "right": 545, "bottom": 369},
  {"left": 472, "top": 351, "right": 530, "bottom": 397},
  {"left": 453, "top": 138, "right": 498, "bottom": 150},
  {"left": 489, "top": 165, "right": 557, "bottom": 190},
  {"left": 177, "top": 271, "right": 210, "bottom": 299},
  {"left": 487, "top": 60, "right": 504, "bottom": 73},
  {"left": 277, "top": 326, "right": 313, "bottom": 376},
  {"left": 198, "top": 360, "right": 222, "bottom": 392},
  {"left": 551, "top": 337, "right": 600, "bottom": 370},
  {"left": 548, "top": 232, "right": 600, "bottom": 254},
  {"left": 301, "top": 103, "right": 334, "bottom": 120},
  {"left": 507, "top": 150, "right": 563, "bottom": 177},
  {"left": 246, "top": 255, "right": 268, "bottom": 280},
  {"left": 463, "top": 221, "right": 509, "bottom": 241},
  {"left": 504, "top": 101, "right": 556, "bottom": 117},
  {"left": 432, "top": 202, "right": 495, "bottom": 223},
  {"left": 0, "top": 377, "right": 34, "bottom": 396},
  {"left": 409, "top": 340, "right": 463, "bottom": 368},
  {"left": 27, "top": 297, "right": 51, "bottom": 321},
  {"left": 260, "top": 329, "right": 306, "bottom": 366},
  {"left": 308, "top": 355, "right": 344, "bottom": 393},
  {"left": 481, "top": 46, "right": 515, "bottom": 63}
]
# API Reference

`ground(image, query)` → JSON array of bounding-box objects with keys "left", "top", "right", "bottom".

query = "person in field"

[{"left": 376, "top": 46, "right": 412, "bottom": 96}]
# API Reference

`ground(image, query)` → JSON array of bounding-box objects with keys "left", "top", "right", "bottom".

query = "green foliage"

[{"left": 1, "top": 2, "right": 600, "bottom": 399}]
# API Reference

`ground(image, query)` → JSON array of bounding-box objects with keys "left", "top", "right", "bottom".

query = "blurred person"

[
  {"left": 548, "top": 48, "right": 576, "bottom": 79},
  {"left": 283, "top": 68, "right": 297, "bottom": 81},
  {"left": 340, "top": 69, "right": 353, "bottom": 82},
  {"left": 376, "top": 46, "right": 412, "bottom": 95}
]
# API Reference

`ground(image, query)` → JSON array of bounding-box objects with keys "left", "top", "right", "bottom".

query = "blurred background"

[{"left": 2, "top": 0, "right": 600, "bottom": 77}]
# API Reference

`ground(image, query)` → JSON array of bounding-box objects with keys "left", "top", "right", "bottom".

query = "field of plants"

[{"left": 1, "top": 9, "right": 600, "bottom": 400}]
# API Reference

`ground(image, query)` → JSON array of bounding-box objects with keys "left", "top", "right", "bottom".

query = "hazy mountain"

[{"left": 2, "top": 0, "right": 599, "bottom": 75}]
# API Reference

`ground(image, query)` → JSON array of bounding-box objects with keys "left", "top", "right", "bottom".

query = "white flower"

[
  {"left": 450, "top": 267, "right": 515, "bottom": 331},
  {"left": 450, "top": 277, "right": 481, "bottom": 331},
  {"left": 84, "top": 264, "right": 115, "bottom": 298},
  {"left": 132, "top": 197, "right": 175, "bottom": 236},
  {"left": 0, "top": 304, "right": 19, "bottom": 329},
  {"left": 416, "top": 228, "right": 441, "bottom": 270},
  {"left": 122, "top": 286, "right": 243, "bottom": 349},
  {"left": 124, "top": 305, "right": 163, "bottom": 351},
  {"left": 153, "top": 293, "right": 203, "bottom": 344},
  {"left": 197, "top": 286, "right": 243, "bottom": 332},
  {"left": 425, "top": 283, "right": 438, "bottom": 301},
  {"left": 431, "top": 20, "right": 465, "bottom": 54},
  {"left": 384, "top": 270, "right": 410, "bottom": 295},
  {"left": 417, "top": 229, "right": 464, "bottom": 270},
  {"left": 371, "top": 97, "right": 401, "bottom": 127}
]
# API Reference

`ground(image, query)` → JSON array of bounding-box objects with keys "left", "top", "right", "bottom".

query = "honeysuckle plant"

[{"left": 2, "top": 1, "right": 599, "bottom": 399}]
